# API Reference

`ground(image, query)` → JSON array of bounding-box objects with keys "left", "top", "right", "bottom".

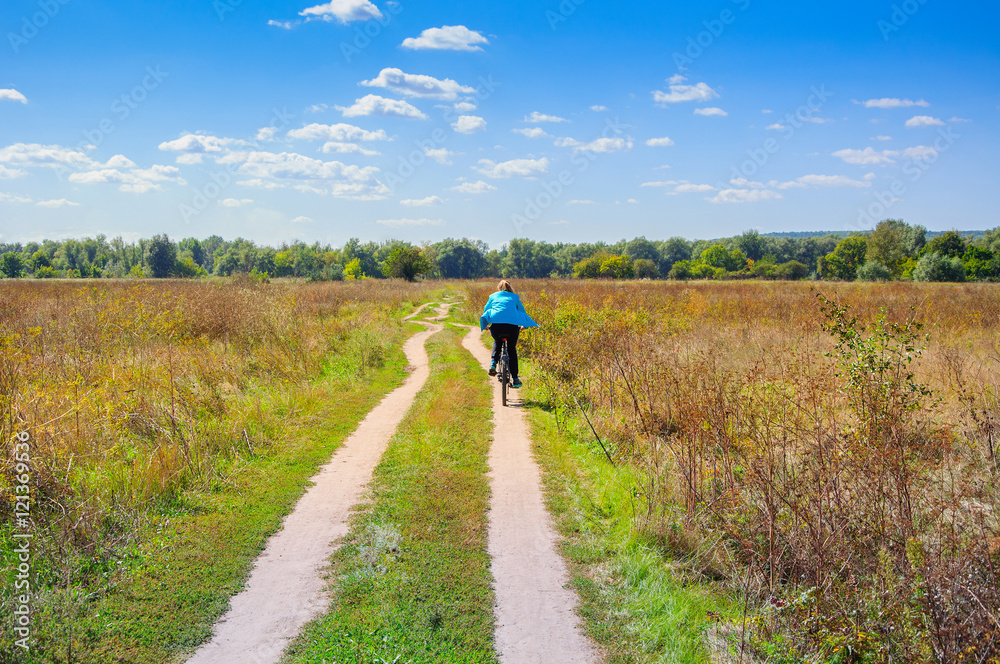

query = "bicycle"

[{"left": 496, "top": 335, "right": 512, "bottom": 407}]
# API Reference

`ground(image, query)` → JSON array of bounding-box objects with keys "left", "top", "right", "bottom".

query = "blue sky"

[{"left": 1, "top": 0, "right": 998, "bottom": 248}]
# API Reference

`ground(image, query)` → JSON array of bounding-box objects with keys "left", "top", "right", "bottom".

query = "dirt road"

[
  {"left": 186, "top": 315, "right": 441, "bottom": 664},
  {"left": 460, "top": 325, "right": 599, "bottom": 664}
]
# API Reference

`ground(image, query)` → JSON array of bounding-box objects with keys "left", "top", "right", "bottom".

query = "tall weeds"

[
  {"left": 463, "top": 280, "right": 1000, "bottom": 662},
  {"left": 0, "top": 279, "right": 430, "bottom": 594}
]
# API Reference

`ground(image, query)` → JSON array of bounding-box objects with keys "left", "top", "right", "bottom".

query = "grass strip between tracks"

[{"left": 282, "top": 322, "right": 497, "bottom": 664}]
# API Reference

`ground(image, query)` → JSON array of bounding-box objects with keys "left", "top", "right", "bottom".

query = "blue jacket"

[{"left": 479, "top": 291, "right": 539, "bottom": 331}]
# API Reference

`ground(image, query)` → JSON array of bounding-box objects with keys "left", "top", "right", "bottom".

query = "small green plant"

[{"left": 816, "top": 292, "right": 933, "bottom": 446}]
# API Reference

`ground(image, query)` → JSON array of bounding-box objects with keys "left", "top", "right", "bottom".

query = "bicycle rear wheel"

[{"left": 500, "top": 341, "right": 508, "bottom": 407}]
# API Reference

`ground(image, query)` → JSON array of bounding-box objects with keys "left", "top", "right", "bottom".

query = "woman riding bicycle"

[{"left": 479, "top": 280, "right": 538, "bottom": 389}]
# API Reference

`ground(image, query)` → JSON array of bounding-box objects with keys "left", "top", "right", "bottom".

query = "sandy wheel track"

[
  {"left": 459, "top": 325, "right": 599, "bottom": 664},
  {"left": 186, "top": 311, "right": 443, "bottom": 664}
]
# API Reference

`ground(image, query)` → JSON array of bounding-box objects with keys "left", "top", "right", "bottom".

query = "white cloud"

[
  {"left": 267, "top": 19, "right": 297, "bottom": 29},
  {"left": 401, "top": 195, "right": 444, "bottom": 206},
  {"left": 450, "top": 180, "right": 496, "bottom": 194},
  {"left": 36, "top": 199, "right": 80, "bottom": 208},
  {"left": 306, "top": 103, "right": 330, "bottom": 113},
  {"left": 376, "top": 217, "right": 444, "bottom": 227},
  {"left": 568, "top": 137, "right": 633, "bottom": 153},
  {"left": 238, "top": 151, "right": 378, "bottom": 183},
  {"left": 512, "top": 127, "right": 550, "bottom": 139},
  {"left": 773, "top": 174, "right": 872, "bottom": 189},
  {"left": 694, "top": 107, "right": 727, "bottom": 117},
  {"left": 0, "top": 165, "right": 26, "bottom": 178},
  {"left": 859, "top": 98, "right": 930, "bottom": 109},
  {"left": 69, "top": 164, "right": 185, "bottom": 193},
  {"left": 290, "top": 216, "right": 314, "bottom": 223},
  {"left": 401, "top": 25, "right": 488, "bottom": 51},
  {"left": 902, "top": 145, "right": 938, "bottom": 160},
  {"left": 475, "top": 158, "right": 549, "bottom": 179},
  {"left": 0, "top": 143, "right": 92, "bottom": 167},
  {"left": 590, "top": 105, "right": 608, "bottom": 112},
  {"left": 288, "top": 122, "right": 388, "bottom": 142},
  {"left": 567, "top": 199, "right": 597, "bottom": 205},
  {"left": 766, "top": 123, "right": 785, "bottom": 131},
  {"left": 0, "top": 193, "right": 33, "bottom": 203},
  {"left": 708, "top": 189, "right": 782, "bottom": 204},
  {"left": 320, "top": 142, "right": 380, "bottom": 156},
  {"left": 832, "top": 147, "right": 897, "bottom": 165},
  {"left": 626, "top": 198, "right": 638, "bottom": 204},
  {"left": 0, "top": 89, "right": 27, "bottom": 104},
  {"left": 176, "top": 153, "right": 204, "bottom": 165},
  {"left": 299, "top": 0, "right": 382, "bottom": 23},
  {"left": 653, "top": 76, "right": 718, "bottom": 105},
  {"left": 874, "top": 135, "right": 893, "bottom": 141},
  {"left": 158, "top": 133, "right": 243, "bottom": 154},
  {"left": 949, "top": 116, "right": 971, "bottom": 123},
  {"left": 525, "top": 111, "right": 568, "bottom": 123},
  {"left": 219, "top": 198, "right": 254, "bottom": 207},
  {"left": 452, "top": 115, "right": 487, "bottom": 134},
  {"left": 639, "top": 181, "right": 678, "bottom": 188},
  {"left": 675, "top": 183, "right": 716, "bottom": 193},
  {"left": 761, "top": 109, "right": 774, "bottom": 114},
  {"left": 336, "top": 94, "right": 428, "bottom": 119},
  {"left": 550, "top": 219, "right": 571, "bottom": 226},
  {"left": 360, "top": 68, "right": 476, "bottom": 101},
  {"left": 424, "top": 148, "right": 454, "bottom": 165},
  {"left": 454, "top": 101, "right": 477, "bottom": 112},
  {"left": 645, "top": 136, "right": 675, "bottom": 147},
  {"left": 255, "top": 127, "right": 278, "bottom": 141},
  {"left": 905, "top": 115, "right": 945, "bottom": 128}
]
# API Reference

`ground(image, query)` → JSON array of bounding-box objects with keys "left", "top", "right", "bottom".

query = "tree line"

[{"left": 1, "top": 221, "right": 998, "bottom": 282}]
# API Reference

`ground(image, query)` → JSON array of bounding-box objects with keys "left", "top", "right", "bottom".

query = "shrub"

[
  {"left": 856, "top": 260, "right": 893, "bottom": 282},
  {"left": 633, "top": 258, "right": 658, "bottom": 279},
  {"left": 912, "top": 252, "right": 965, "bottom": 282}
]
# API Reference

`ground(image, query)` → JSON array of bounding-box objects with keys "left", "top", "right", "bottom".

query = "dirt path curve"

[
  {"left": 186, "top": 306, "right": 445, "bottom": 664},
  {"left": 459, "top": 325, "right": 600, "bottom": 664}
]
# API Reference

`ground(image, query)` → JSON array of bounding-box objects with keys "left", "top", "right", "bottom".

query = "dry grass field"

[
  {"left": 0, "top": 278, "right": 436, "bottom": 660},
  {"left": 464, "top": 280, "right": 1000, "bottom": 663}
]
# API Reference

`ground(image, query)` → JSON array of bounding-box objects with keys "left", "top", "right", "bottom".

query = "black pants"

[{"left": 489, "top": 324, "right": 520, "bottom": 378}]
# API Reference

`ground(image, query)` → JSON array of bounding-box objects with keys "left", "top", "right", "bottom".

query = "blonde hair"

[{"left": 497, "top": 280, "right": 514, "bottom": 292}]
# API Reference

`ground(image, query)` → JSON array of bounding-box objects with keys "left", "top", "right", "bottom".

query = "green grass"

[
  {"left": 1, "top": 311, "right": 420, "bottom": 664},
  {"left": 281, "top": 323, "right": 497, "bottom": 664},
  {"left": 521, "top": 364, "right": 743, "bottom": 664}
]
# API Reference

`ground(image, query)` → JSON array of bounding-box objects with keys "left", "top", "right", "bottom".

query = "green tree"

[
  {"left": 962, "top": 246, "right": 999, "bottom": 281},
  {"left": 699, "top": 244, "right": 730, "bottom": 269},
  {"left": 667, "top": 259, "right": 692, "bottom": 280},
  {"left": 0, "top": 252, "right": 25, "bottom": 278},
  {"left": 866, "top": 219, "right": 914, "bottom": 276},
  {"left": 774, "top": 260, "right": 809, "bottom": 280},
  {"left": 736, "top": 229, "right": 766, "bottom": 261},
  {"left": 921, "top": 230, "right": 966, "bottom": 259},
  {"left": 572, "top": 253, "right": 607, "bottom": 279},
  {"left": 818, "top": 236, "right": 868, "bottom": 281},
  {"left": 599, "top": 254, "right": 634, "bottom": 279},
  {"left": 435, "top": 238, "right": 487, "bottom": 279},
  {"left": 343, "top": 258, "right": 365, "bottom": 280},
  {"left": 29, "top": 249, "right": 51, "bottom": 272},
  {"left": 633, "top": 258, "right": 658, "bottom": 279},
  {"left": 857, "top": 260, "right": 893, "bottom": 282},
  {"left": 145, "top": 234, "right": 177, "bottom": 278},
  {"left": 912, "top": 252, "right": 965, "bottom": 282},
  {"left": 382, "top": 246, "right": 431, "bottom": 282},
  {"left": 656, "top": 237, "right": 692, "bottom": 275}
]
